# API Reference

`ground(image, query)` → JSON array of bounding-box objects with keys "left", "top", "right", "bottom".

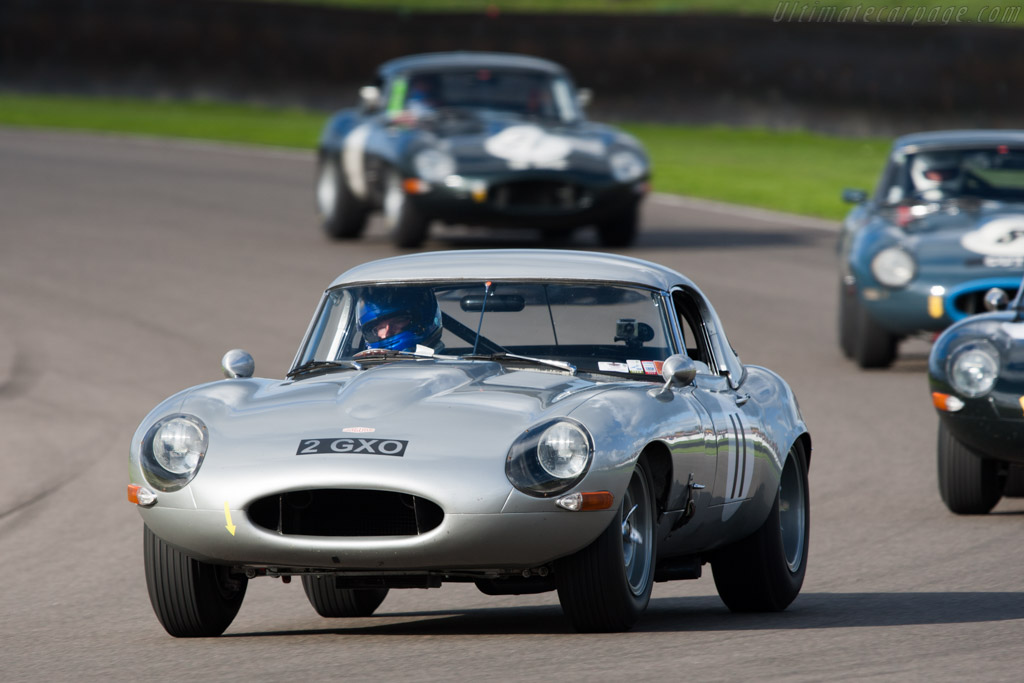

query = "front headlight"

[
  {"left": 141, "top": 414, "right": 209, "bottom": 491},
  {"left": 413, "top": 149, "right": 456, "bottom": 183},
  {"left": 870, "top": 247, "right": 916, "bottom": 288},
  {"left": 948, "top": 341, "right": 1000, "bottom": 398},
  {"left": 506, "top": 418, "right": 594, "bottom": 497},
  {"left": 609, "top": 150, "right": 646, "bottom": 183}
]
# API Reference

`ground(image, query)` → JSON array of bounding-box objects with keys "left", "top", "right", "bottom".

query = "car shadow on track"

[
  {"left": 360, "top": 226, "right": 826, "bottom": 252},
  {"left": 225, "top": 591, "right": 1024, "bottom": 637}
]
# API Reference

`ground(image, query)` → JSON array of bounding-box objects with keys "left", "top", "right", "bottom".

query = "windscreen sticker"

[
  {"left": 961, "top": 217, "right": 1024, "bottom": 257},
  {"left": 626, "top": 360, "right": 644, "bottom": 374},
  {"left": 297, "top": 438, "right": 408, "bottom": 457},
  {"left": 641, "top": 360, "right": 659, "bottom": 375},
  {"left": 598, "top": 361, "right": 630, "bottom": 373}
]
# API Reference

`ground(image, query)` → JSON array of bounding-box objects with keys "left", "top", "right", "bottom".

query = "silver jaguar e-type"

[{"left": 128, "top": 250, "right": 811, "bottom": 636}]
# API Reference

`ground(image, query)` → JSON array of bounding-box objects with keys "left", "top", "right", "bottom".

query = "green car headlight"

[{"left": 948, "top": 341, "right": 1000, "bottom": 398}]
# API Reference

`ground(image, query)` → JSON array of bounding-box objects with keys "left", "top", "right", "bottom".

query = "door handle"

[{"left": 735, "top": 393, "right": 750, "bottom": 406}]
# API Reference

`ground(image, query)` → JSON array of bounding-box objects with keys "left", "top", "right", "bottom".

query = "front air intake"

[{"left": 248, "top": 489, "right": 444, "bottom": 537}]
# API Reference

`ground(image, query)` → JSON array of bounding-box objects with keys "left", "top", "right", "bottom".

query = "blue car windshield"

[
  {"left": 299, "top": 281, "right": 675, "bottom": 378},
  {"left": 885, "top": 148, "right": 1024, "bottom": 204}
]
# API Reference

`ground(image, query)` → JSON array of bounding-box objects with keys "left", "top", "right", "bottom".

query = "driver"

[
  {"left": 356, "top": 287, "right": 443, "bottom": 352},
  {"left": 910, "top": 152, "right": 963, "bottom": 200}
]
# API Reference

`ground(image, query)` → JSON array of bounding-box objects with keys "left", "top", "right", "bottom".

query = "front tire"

[
  {"left": 300, "top": 575, "right": 388, "bottom": 618},
  {"left": 143, "top": 525, "right": 247, "bottom": 637},
  {"left": 316, "top": 154, "right": 368, "bottom": 239},
  {"left": 937, "top": 421, "right": 1004, "bottom": 514},
  {"left": 596, "top": 201, "right": 640, "bottom": 247},
  {"left": 712, "top": 440, "right": 809, "bottom": 612},
  {"left": 555, "top": 457, "right": 657, "bottom": 632},
  {"left": 846, "top": 285, "right": 898, "bottom": 368},
  {"left": 383, "top": 171, "right": 430, "bottom": 248}
]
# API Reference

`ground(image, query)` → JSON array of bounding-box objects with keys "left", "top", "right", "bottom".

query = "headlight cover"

[
  {"left": 609, "top": 150, "right": 646, "bottom": 183},
  {"left": 506, "top": 418, "right": 594, "bottom": 497},
  {"left": 870, "top": 247, "right": 916, "bottom": 288},
  {"left": 413, "top": 149, "right": 456, "bottom": 183},
  {"left": 141, "top": 414, "right": 209, "bottom": 491},
  {"left": 948, "top": 341, "right": 1000, "bottom": 398}
]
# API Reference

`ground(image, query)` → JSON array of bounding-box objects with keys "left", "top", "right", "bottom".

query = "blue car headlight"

[
  {"left": 948, "top": 341, "right": 1000, "bottom": 398},
  {"left": 609, "top": 150, "right": 646, "bottom": 183},
  {"left": 141, "top": 414, "right": 209, "bottom": 491},
  {"left": 506, "top": 418, "right": 594, "bottom": 497},
  {"left": 870, "top": 247, "right": 916, "bottom": 288}
]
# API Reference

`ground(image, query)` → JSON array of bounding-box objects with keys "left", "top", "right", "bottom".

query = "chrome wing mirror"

[
  {"left": 649, "top": 354, "right": 697, "bottom": 401},
  {"left": 359, "top": 85, "right": 382, "bottom": 111},
  {"left": 576, "top": 87, "right": 593, "bottom": 110},
  {"left": 221, "top": 349, "right": 254, "bottom": 379}
]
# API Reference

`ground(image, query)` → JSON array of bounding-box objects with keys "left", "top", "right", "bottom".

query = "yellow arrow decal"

[
  {"left": 1019, "top": 396, "right": 1024, "bottom": 417},
  {"left": 224, "top": 502, "right": 237, "bottom": 536}
]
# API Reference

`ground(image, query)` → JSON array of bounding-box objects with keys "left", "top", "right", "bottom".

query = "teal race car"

[
  {"left": 314, "top": 52, "right": 650, "bottom": 248},
  {"left": 839, "top": 131, "right": 1024, "bottom": 368}
]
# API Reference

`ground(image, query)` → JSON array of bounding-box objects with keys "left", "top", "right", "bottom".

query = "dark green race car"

[
  {"left": 315, "top": 52, "right": 650, "bottom": 248},
  {"left": 929, "top": 279, "right": 1024, "bottom": 514}
]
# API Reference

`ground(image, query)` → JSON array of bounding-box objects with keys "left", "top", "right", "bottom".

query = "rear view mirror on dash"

[{"left": 460, "top": 294, "right": 526, "bottom": 312}]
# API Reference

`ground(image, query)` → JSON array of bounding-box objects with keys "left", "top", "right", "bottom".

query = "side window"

[{"left": 672, "top": 289, "right": 715, "bottom": 375}]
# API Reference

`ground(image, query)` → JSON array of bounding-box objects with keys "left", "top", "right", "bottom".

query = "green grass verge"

[{"left": 0, "top": 92, "right": 889, "bottom": 220}]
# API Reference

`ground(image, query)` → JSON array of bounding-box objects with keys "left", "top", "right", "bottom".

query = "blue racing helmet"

[{"left": 357, "top": 287, "right": 443, "bottom": 351}]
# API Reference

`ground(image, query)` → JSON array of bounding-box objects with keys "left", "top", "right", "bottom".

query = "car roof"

[
  {"left": 378, "top": 52, "right": 566, "bottom": 78},
  {"left": 893, "top": 129, "right": 1024, "bottom": 153},
  {"left": 329, "top": 249, "right": 694, "bottom": 292}
]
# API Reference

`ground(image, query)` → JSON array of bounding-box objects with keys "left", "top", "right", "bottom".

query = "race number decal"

[
  {"left": 961, "top": 217, "right": 1024, "bottom": 259},
  {"left": 297, "top": 438, "right": 408, "bottom": 457},
  {"left": 484, "top": 125, "right": 572, "bottom": 169}
]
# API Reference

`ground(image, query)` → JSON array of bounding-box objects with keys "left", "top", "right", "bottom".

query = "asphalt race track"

[{"left": 2, "top": 128, "right": 1022, "bottom": 681}]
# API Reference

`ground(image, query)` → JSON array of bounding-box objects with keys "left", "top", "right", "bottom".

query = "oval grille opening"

[{"left": 248, "top": 489, "right": 444, "bottom": 537}]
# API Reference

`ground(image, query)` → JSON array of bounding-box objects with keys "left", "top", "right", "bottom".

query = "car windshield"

[
  {"left": 297, "top": 281, "right": 675, "bottom": 379},
  {"left": 882, "top": 147, "right": 1024, "bottom": 204},
  {"left": 389, "top": 69, "right": 579, "bottom": 122}
]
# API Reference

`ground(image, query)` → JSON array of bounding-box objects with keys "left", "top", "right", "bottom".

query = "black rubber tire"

[
  {"left": 316, "top": 154, "right": 368, "bottom": 240},
  {"left": 838, "top": 279, "right": 856, "bottom": 359},
  {"left": 383, "top": 172, "right": 430, "bottom": 248},
  {"left": 554, "top": 457, "right": 657, "bottom": 632},
  {"left": 143, "top": 525, "right": 247, "bottom": 637},
  {"left": 848, "top": 287, "right": 898, "bottom": 368},
  {"left": 596, "top": 201, "right": 640, "bottom": 247},
  {"left": 937, "top": 421, "right": 1004, "bottom": 514},
  {"left": 711, "top": 440, "right": 809, "bottom": 612},
  {"left": 300, "top": 575, "right": 389, "bottom": 617},
  {"left": 1003, "top": 465, "right": 1024, "bottom": 498}
]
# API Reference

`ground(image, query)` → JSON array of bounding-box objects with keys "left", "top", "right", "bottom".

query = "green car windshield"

[{"left": 299, "top": 281, "right": 675, "bottom": 378}]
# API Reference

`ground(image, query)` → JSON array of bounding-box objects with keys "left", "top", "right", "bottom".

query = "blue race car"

[
  {"left": 314, "top": 52, "right": 650, "bottom": 248},
  {"left": 839, "top": 131, "right": 1024, "bottom": 368}
]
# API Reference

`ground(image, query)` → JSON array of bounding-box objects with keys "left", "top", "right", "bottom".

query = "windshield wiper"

[
  {"left": 287, "top": 359, "right": 362, "bottom": 378},
  {"left": 461, "top": 352, "right": 576, "bottom": 375}
]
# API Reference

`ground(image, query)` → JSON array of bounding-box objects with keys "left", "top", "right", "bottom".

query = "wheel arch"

[{"left": 639, "top": 441, "right": 673, "bottom": 516}]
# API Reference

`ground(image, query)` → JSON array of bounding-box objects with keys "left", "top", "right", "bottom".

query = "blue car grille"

[
  {"left": 946, "top": 278, "right": 1021, "bottom": 320},
  {"left": 248, "top": 489, "right": 444, "bottom": 537}
]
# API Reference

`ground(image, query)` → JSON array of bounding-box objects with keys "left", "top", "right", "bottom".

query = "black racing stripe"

[
  {"left": 736, "top": 412, "right": 747, "bottom": 499},
  {"left": 728, "top": 413, "right": 741, "bottom": 500}
]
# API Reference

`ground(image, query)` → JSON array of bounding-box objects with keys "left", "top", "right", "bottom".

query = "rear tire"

[
  {"left": 596, "top": 201, "right": 640, "bottom": 247},
  {"left": 316, "top": 154, "right": 368, "bottom": 239},
  {"left": 712, "top": 441, "right": 809, "bottom": 612},
  {"left": 838, "top": 279, "right": 856, "bottom": 359},
  {"left": 384, "top": 171, "right": 430, "bottom": 248},
  {"left": 937, "top": 421, "right": 1004, "bottom": 514},
  {"left": 143, "top": 525, "right": 247, "bottom": 637},
  {"left": 555, "top": 457, "right": 656, "bottom": 632},
  {"left": 301, "top": 575, "right": 388, "bottom": 617}
]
